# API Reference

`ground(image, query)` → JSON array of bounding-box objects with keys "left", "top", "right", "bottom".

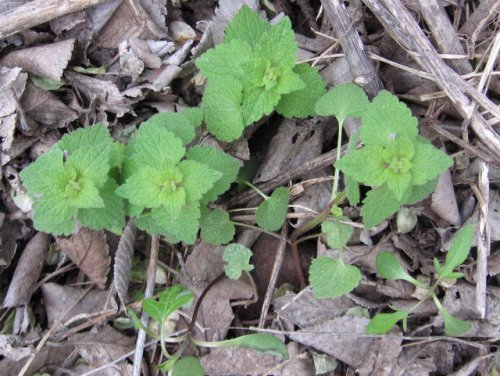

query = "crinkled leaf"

[
  {"left": 276, "top": 63, "right": 326, "bottom": 118},
  {"left": 32, "top": 196, "right": 75, "bottom": 235},
  {"left": 77, "top": 178, "right": 125, "bottom": 234},
  {"left": 66, "top": 178, "right": 104, "bottom": 209},
  {"left": 223, "top": 243, "right": 254, "bottom": 280},
  {"left": 411, "top": 141, "right": 452, "bottom": 186},
  {"left": 152, "top": 203, "right": 201, "bottom": 244},
  {"left": 202, "top": 76, "right": 245, "bottom": 142},
  {"left": 321, "top": 219, "right": 353, "bottom": 249},
  {"left": 361, "top": 185, "right": 402, "bottom": 229},
  {"left": 315, "top": 83, "right": 369, "bottom": 122},
  {"left": 218, "top": 334, "right": 288, "bottom": 359},
  {"left": 196, "top": 39, "right": 252, "bottom": 80},
  {"left": 255, "top": 187, "right": 289, "bottom": 231},
  {"left": 255, "top": 16, "right": 296, "bottom": 70},
  {"left": 172, "top": 356, "right": 204, "bottom": 376},
  {"left": 139, "top": 111, "right": 197, "bottom": 145},
  {"left": 65, "top": 144, "right": 111, "bottom": 188},
  {"left": 186, "top": 146, "right": 240, "bottom": 203},
  {"left": 309, "top": 256, "right": 361, "bottom": 298},
  {"left": 360, "top": 91, "right": 418, "bottom": 147},
  {"left": 142, "top": 285, "right": 193, "bottom": 323},
  {"left": 365, "top": 311, "right": 408, "bottom": 334},
  {"left": 20, "top": 148, "right": 65, "bottom": 194},
  {"left": 439, "top": 224, "right": 473, "bottom": 279},
  {"left": 401, "top": 178, "right": 438, "bottom": 205},
  {"left": 178, "top": 160, "right": 221, "bottom": 203},
  {"left": 241, "top": 85, "right": 280, "bottom": 125},
  {"left": 273, "top": 68, "right": 305, "bottom": 95},
  {"left": 58, "top": 124, "right": 113, "bottom": 154},
  {"left": 224, "top": 5, "right": 270, "bottom": 48},
  {"left": 200, "top": 209, "right": 235, "bottom": 245},
  {"left": 336, "top": 146, "right": 387, "bottom": 187}
]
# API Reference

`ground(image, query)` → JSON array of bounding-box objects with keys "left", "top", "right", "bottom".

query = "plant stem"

[
  {"left": 238, "top": 179, "right": 269, "bottom": 201},
  {"left": 331, "top": 118, "right": 345, "bottom": 200},
  {"left": 231, "top": 220, "right": 286, "bottom": 242}
]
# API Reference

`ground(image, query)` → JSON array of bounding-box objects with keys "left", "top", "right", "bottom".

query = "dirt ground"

[{"left": 0, "top": 0, "right": 499, "bottom": 375}]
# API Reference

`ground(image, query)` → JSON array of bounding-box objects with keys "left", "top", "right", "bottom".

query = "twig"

[
  {"left": 0, "top": 0, "right": 107, "bottom": 40},
  {"left": 258, "top": 223, "right": 288, "bottom": 328},
  {"left": 132, "top": 235, "right": 160, "bottom": 376}
]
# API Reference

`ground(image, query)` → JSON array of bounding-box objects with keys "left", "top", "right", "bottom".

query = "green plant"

[
  {"left": 196, "top": 5, "right": 326, "bottom": 141},
  {"left": 20, "top": 124, "right": 125, "bottom": 235},
  {"left": 305, "top": 84, "right": 453, "bottom": 299},
  {"left": 366, "top": 224, "right": 473, "bottom": 336}
]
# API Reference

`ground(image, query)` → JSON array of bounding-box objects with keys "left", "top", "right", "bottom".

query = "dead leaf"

[
  {"left": 21, "top": 82, "right": 78, "bottom": 127},
  {"left": 466, "top": 190, "right": 500, "bottom": 246},
  {"left": 431, "top": 170, "right": 460, "bottom": 225},
  {"left": 290, "top": 316, "right": 402, "bottom": 376},
  {"left": 56, "top": 228, "right": 110, "bottom": 289},
  {"left": 0, "top": 39, "right": 75, "bottom": 80},
  {"left": 0, "top": 217, "right": 23, "bottom": 277},
  {"left": 41, "top": 283, "right": 117, "bottom": 328},
  {"left": 3, "top": 232, "right": 49, "bottom": 307},
  {"left": 70, "top": 325, "right": 135, "bottom": 376},
  {"left": 0, "top": 335, "right": 33, "bottom": 361},
  {"left": 113, "top": 221, "right": 137, "bottom": 306}
]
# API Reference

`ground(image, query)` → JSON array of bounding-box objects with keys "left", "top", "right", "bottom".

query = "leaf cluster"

[
  {"left": 196, "top": 5, "right": 326, "bottom": 141},
  {"left": 366, "top": 224, "right": 473, "bottom": 336}
]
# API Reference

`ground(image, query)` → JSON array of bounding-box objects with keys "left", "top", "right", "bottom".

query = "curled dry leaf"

[
  {"left": 0, "top": 39, "right": 75, "bottom": 81},
  {"left": 56, "top": 228, "right": 110, "bottom": 289},
  {"left": 113, "top": 221, "right": 137, "bottom": 306},
  {"left": 3, "top": 232, "right": 49, "bottom": 308}
]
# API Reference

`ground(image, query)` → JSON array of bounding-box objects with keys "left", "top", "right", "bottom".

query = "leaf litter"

[{"left": 0, "top": 0, "right": 498, "bottom": 375}]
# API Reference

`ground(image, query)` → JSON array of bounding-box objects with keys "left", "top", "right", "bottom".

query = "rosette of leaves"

[
  {"left": 196, "top": 5, "right": 326, "bottom": 141},
  {"left": 20, "top": 125, "right": 125, "bottom": 235},
  {"left": 335, "top": 91, "right": 453, "bottom": 228},
  {"left": 117, "top": 111, "right": 240, "bottom": 244}
]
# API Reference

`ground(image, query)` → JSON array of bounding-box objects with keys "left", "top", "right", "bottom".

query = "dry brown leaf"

[
  {"left": 0, "top": 39, "right": 75, "bottom": 80},
  {"left": 41, "top": 283, "right": 117, "bottom": 328},
  {"left": 431, "top": 170, "right": 460, "bottom": 225},
  {"left": 70, "top": 325, "right": 134, "bottom": 376},
  {"left": 113, "top": 221, "right": 137, "bottom": 306},
  {"left": 3, "top": 232, "right": 49, "bottom": 308},
  {"left": 56, "top": 228, "right": 110, "bottom": 289},
  {"left": 21, "top": 82, "right": 78, "bottom": 127}
]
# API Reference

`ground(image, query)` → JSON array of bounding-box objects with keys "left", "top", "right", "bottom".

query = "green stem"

[
  {"left": 230, "top": 221, "right": 285, "bottom": 242},
  {"left": 238, "top": 179, "right": 269, "bottom": 201},
  {"left": 331, "top": 118, "right": 345, "bottom": 200}
]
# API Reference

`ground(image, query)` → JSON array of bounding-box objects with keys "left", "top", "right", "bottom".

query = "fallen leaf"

[
  {"left": 3, "top": 232, "right": 49, "bottom": 307},
  {"left": 56, "top": 228, "right": 110, "bottom": 289},
  {"left": 113, "top": 221, "right": 137, "bottom": 306}
]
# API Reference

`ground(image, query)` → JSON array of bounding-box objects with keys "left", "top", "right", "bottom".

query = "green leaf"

[
  {"left": 64, "top": 144, "right": 111, "bottom": 188},
  {"left": 202, "top": 76, "right": 245, "bottom": 142},
  {"left": 365, "top": 311, "right": 408, "bottom": 334},
  {"left": 360, "top": 90, "right": 418, "bottom": 147},
  {"left": 31, "top": 75, "right": 65, "bottom": 90},
  {"left": 73, "top": 66, "right": 106, "bottom": 74},
  {"left": 172, "top": 356, "right": 204, "bottom": 376},
  {"left": 335, "top": 146, "right": 387, "bottom": 187},
  {"left": 223, "top": 243, "right": 254, "bottom": 280},
  {"left": 32, "top": 196, "right": 75, "bottom": 235},
  {"left": 401, "top": 178, "right": 438, "bottom": 205},
  {"left": 186, "top": 146, "right": 240, "bottom": 203},
  {"left": 153, "top": 203, "right": 201, "bottom": 244},
  {"left": 321, "top": 219, "right": 353, "bottom": 249},
  {"left": 439, "top": 224, "right": 473, "bottom": 279},
  {"left": 276, "top": 64, "right": 327, "bottom": 118},
  {"left": 129, "top": 124, "right": 185, "bottom": 169},
  {"left": 142, "top": 285, "right": 193, "bottom": 323},
  {"left": 375, "top": 251, "right": 420, "bottom": 285},
  {"left": 200, "top": 209, "right": 235, "bottom": 245},
  {"left": 196, "top": 39, "right": 253, "bottom": 80},
  {"left": 58, "top": 124, "right": 113, "bottom": 154},
  {"left": 255, "top": 16, "right": 296, "bottom": 70},
  {"left": 309, "top": 256, "right": 361, "bottom": 298},
  {"left": 241, "top": 85, "right": 280, "bottom": 125},
  {"left": 139, "top": 111, "right": 197, "bottom": 145},
  {"left": 315, "top": 83, "right": 369, "bottom": 123},
  {"left": 224, "top": 5, "right": 271, "bottom": 48},
  {"left": 273, "top": 68, "right": 305, "bottom": 95},
  {"left": 178, "top": 160, "right": 222, "bottom": 203},
  {"left": 77, "top": 178, "right": 125, "bottom": 234},
  {"left": 66, "top": 178, "right": 104, "bottom": 209},
  {"left": 361, "top": 185, "right": 402, "bottom": 229},
  {"left": 440, "top": 308, "right": 471, "bottom": 336},
  {"left": 255, "top": 187, "right": 289, "bottom": 231},
  {"left": 218, "top": 334, "right": 288, "bottom": 359},
  {"left": 20, "top": 148, "right": 65, "bottom": 194},
  {"left": 410, "top": 141, "right": 453, "bottom": 186}
]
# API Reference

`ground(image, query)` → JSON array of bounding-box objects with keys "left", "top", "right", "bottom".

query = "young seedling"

[
  {"left": 20, "top": 124, "right": 125, "bottom": 235},
  {"left": 366, "top": 224, "right": 473, "bottom": 336},
  {"left": 196, "top": 5, "right": 326, "bottom": 141}
]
